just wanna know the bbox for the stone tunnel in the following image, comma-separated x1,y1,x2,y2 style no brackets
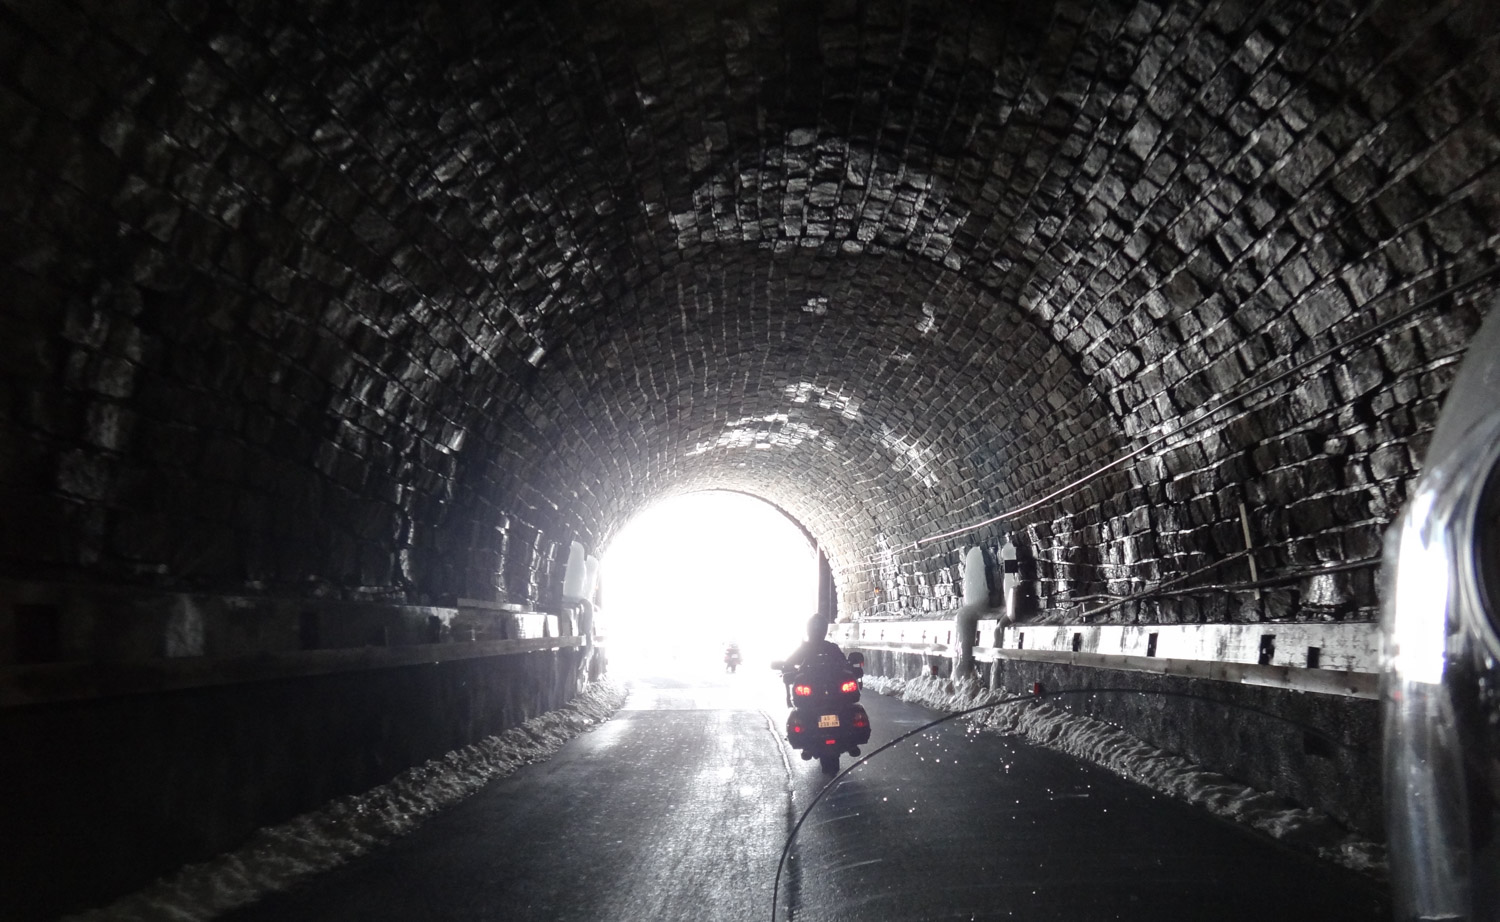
1,0,1498,918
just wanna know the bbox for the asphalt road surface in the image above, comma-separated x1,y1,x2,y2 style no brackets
223,669,1389,922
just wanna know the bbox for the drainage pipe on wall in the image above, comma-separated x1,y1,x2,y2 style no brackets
562,542,602,680
954,545,991,676
989,538,1026,690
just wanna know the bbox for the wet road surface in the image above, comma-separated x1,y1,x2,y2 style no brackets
223,670,1388,921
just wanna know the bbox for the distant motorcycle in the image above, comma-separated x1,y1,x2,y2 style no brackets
724,645,742,673
774,651,872,773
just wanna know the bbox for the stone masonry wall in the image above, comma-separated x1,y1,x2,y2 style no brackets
0,647,583,922
858,647,1382,838
0,0,1497,641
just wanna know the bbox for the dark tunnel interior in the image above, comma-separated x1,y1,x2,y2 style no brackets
1,0,1498,917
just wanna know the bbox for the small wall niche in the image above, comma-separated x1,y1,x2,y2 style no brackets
15,604,63,664
1303,730,1336,759
298,611,320,651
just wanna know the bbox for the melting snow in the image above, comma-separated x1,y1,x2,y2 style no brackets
865,673,1386,877
64,680,628,922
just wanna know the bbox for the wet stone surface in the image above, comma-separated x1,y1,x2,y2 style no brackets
220,672,1386,922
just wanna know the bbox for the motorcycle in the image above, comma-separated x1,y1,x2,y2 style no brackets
773,651,872,774
724,645,742,673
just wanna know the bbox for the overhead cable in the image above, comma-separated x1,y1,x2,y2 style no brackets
837,263,1500,574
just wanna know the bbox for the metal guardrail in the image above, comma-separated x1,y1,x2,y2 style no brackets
832,619,1381,699
984,647,1378,699
0,636,584,708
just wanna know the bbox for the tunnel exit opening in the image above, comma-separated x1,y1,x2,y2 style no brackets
598,491,819,678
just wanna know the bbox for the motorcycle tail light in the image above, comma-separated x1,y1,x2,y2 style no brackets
793,684,812,697
791,723,802,734
853,709,868,729
840,680,858,693
825,739,837,746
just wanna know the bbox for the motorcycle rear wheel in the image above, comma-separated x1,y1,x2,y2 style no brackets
819,754,840,774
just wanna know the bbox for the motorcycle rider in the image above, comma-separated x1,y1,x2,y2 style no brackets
780,615,845,705
784,614,843,670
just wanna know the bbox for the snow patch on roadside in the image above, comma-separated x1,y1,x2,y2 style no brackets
64,680,629,922
865,673,1385,876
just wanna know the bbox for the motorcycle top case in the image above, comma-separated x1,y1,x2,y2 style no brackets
786,658,862,708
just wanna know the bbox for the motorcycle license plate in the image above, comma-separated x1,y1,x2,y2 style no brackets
818,714,840,728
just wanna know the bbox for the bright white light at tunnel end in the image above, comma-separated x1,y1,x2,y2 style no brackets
598,491,819,680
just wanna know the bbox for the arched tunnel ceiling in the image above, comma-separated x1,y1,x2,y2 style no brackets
481,248,1115,560
2,0,1498,611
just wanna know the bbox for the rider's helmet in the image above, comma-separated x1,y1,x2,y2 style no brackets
1384,302,1500,920
806,614,828,642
